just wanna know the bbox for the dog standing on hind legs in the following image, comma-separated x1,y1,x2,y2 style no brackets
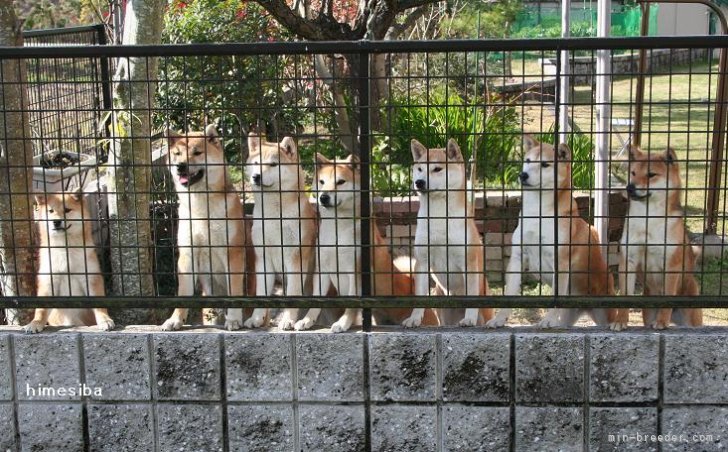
24,190,114,333
246,132,317,329
486,135,616,328
401,138,493,328
611,146,702,330
161,125,249,331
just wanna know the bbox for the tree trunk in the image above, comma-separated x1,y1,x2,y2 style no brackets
0,2,36,325
107,0,162,313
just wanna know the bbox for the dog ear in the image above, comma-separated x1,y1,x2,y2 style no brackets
446,138,463,161
411,139,427,161
279,137,297,158
627,144,642,161
315,152,331,168
557,143,571,161
33,195,42,208
167,129,182,148
247,132,261,154
664,147,677,164
70,187,83,202
205,124,219,143
523,134,539,150
345,154,359,171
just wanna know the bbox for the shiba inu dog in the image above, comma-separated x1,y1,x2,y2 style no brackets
487,135,616,328
24,191,114,333
401,139,493,328
246,132,317,329
293,154,435,332
611,146,702,330
161,125,249,331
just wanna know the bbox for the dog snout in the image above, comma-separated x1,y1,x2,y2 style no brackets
626,183,636,194
319,193,331,206
519,172,529,183
53,220,62,229
176,162,188,175
252,174,261,186
414,179,426,190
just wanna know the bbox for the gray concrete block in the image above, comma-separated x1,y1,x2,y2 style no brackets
442,333,510,402
662,407,727,452
370,334,436,402
443,405,510,452
516,334,584,403
88,404,154,452
228,404,294,452
18,403,83,452
299,404,365,452
0,336,12,401
371,405,437,452
225,334,292,402
664,335,728,403
83,334,151,401
154,334,221,401
590,334,659,403
0,403,16,452
589,408,657,452
515,407,583,452
297,334,364,402
15,334,81,401
157,403,223,452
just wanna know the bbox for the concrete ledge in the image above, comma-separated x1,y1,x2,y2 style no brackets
1,326,726,451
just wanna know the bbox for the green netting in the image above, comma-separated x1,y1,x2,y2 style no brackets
512,3,659,38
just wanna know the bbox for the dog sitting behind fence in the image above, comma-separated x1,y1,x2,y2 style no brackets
161,125,250,331
24,190,115,333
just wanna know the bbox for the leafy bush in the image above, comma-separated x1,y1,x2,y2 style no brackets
538,125,595,190
156,0,297,163
375,87,521,195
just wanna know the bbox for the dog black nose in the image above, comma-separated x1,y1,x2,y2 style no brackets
626,183,636,194
177,162,188,174
319,193,331,205
252,174,261,185
53,220,62,229
519,172,529,182
414,179,426,190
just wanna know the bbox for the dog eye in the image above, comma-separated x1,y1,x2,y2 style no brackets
192,151,202,156
525,158,531,163
417,167,422,172
336,179,346,186
269,162,278,168
64,208,72,214
541,162,550,168
319,179,325,185
48,209,55,214
631,171,636,176
648,172,657,178
432,167,443,173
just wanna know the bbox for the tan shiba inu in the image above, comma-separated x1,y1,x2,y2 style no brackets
24,191,114,333
246,132,317,329
611,146,702,330
161,125,249,331
294,154,436,332
487,135,616,328
401,139,493,328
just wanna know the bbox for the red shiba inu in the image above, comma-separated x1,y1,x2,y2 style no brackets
24,191,114,333
611,146,702,330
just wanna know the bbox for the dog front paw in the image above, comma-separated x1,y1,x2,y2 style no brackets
244,316,265,329
23,321,45,334
96,318,115,331
538,317,561,329
609,321,628,332
485,317,508,329
651,321,669,330
458,317,477,327
294,317,315,331
161,318,183,331
225,319,242,331
330,320,350,333
278,318,295,331
401,316,422,328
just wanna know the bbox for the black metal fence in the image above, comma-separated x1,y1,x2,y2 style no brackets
2,36,728,331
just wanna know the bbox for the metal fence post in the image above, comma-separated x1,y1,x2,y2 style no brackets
358,48,372,331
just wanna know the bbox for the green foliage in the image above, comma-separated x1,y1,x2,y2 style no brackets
538,125,595,190
156,0,296,163
373,87,521,196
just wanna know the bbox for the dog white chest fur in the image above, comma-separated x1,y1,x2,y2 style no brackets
316,214,359,296
514,192,558,282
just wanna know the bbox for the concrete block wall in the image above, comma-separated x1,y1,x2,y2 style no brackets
1,328,726,451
